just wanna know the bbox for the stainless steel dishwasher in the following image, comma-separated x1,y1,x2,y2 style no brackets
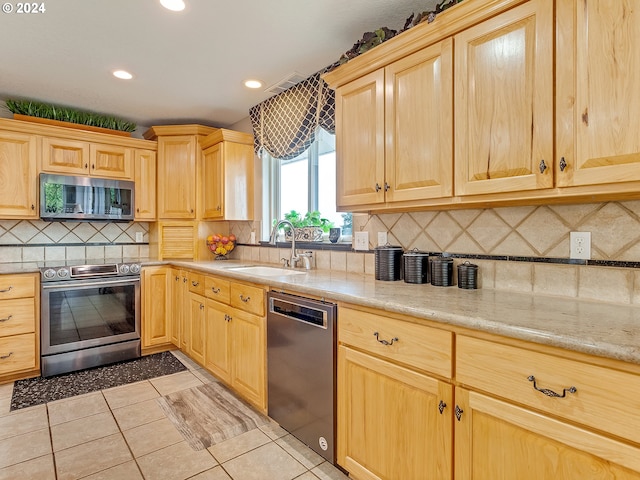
267,290,337,463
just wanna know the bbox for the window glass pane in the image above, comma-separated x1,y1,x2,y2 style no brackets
280,156,308,216
318,150,342,226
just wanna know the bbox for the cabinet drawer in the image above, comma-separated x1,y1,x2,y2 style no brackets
0,275,36,300
230,283,265,317
456,335,640,444
0,333,37,375
0,298,36,337
204,276,230,304
339,307,453,378
188,272,205,295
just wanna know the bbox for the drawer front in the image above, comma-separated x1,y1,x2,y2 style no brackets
339,307,453,378
0,275,36,300
0,298,36,337
204,276,230,304
0,333,37,375
456,335,640,444
230,283,265,317
188,272,205,295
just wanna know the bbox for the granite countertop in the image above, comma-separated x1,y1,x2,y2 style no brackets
4,258,639,366
170,260,640,366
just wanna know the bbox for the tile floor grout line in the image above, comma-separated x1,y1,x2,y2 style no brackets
45,402,60,480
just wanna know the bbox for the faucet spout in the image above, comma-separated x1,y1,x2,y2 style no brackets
270,220,299,267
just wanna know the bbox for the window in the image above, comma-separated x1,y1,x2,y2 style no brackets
262,128,349,241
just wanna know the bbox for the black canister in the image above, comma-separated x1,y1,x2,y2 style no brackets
403,250,430,284
374,245,403,281
430,257,454,286
457,261,479,289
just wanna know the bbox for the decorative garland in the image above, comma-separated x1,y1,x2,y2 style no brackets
334,0,464,67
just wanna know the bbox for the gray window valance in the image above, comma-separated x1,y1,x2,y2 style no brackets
249,71,335,160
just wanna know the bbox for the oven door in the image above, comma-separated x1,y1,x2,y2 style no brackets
41,277,141,356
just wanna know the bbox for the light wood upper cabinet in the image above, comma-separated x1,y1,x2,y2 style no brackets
134,149,156,220
385,39,453,203
335,70,385,208
90,143,133,180
200,129,255,221
556,0,640,188
0,131,37,218
142,266,171,348
454,0,554,196
41,138,134,180
156,135,198,219
41,137,90,175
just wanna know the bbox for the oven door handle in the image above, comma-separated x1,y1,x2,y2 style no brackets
41,278,140,290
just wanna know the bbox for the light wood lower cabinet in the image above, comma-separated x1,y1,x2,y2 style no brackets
188,293,206,365
338,346,452,480
142,267,171,349
169,269,183,347
0,273,39,381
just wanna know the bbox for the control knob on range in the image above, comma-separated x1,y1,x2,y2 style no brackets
56,268,70,279
43,268,56,280
129,264,141,274
119,264,130,274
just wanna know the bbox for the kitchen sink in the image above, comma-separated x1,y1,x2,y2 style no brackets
225,265,306,276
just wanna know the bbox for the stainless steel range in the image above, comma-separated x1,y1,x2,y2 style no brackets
40,261,141,377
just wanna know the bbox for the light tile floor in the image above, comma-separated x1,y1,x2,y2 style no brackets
0,351,349,480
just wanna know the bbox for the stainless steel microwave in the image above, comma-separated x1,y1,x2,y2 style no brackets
40,173,135,221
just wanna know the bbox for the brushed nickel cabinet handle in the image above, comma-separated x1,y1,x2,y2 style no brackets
539,159,548,174
199,303,204,310
31,204,35,210
0,315,13,323
211,287,220,294
384,182,390,192
239,295,250,303
0,352,13,360
455,405,464,421
375,183,382,192
192,281,199,287
0,286,12,293
528,375,577,398
438,400,446,415
373,331,398,346
559,157,567,172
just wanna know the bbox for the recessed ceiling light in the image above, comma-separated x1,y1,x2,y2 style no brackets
244,79,262,89
113,70,133,80
160,0,185,11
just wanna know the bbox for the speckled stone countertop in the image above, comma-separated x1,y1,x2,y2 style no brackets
3,259,639,365
169,260,640,366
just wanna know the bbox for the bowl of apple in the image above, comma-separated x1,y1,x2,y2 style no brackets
206,234,236,259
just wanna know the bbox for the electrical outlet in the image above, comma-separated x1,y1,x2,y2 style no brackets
570,232,591,259
135,232,144,243
354,231,369,251
377,231,388,247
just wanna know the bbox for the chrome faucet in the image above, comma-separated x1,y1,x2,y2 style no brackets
269,220,300,268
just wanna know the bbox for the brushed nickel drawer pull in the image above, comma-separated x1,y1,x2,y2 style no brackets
373,332,398,346
0,315,13,323
240,295,250,303
455,405,464,421
0,352,13,360
211,287,220,294
0,286,13,293
192,281,199,287
528,375,577,398
438,400,446,415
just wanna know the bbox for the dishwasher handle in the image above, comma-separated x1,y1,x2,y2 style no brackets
268,296,331,329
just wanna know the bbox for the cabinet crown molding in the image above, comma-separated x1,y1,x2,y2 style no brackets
200,129,253,149
143,124,218,140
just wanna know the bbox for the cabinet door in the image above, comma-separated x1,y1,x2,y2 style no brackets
454,388,640,479
229,306,266,410
335,70,385,208
41,137,89,174
223,141,254,220
0,131,37,218
202,142,224,219
338,346,452,480
204,300,231,383
157,136,197,219
385,38,453,202
179,272,189,351
142,267,171,347
188,293,206,365
169,269,182,347
556,0,640,187
90,144,133,180
134,149,157,220
454,0,553,196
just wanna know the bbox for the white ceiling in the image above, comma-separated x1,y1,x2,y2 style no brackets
0,0,438,132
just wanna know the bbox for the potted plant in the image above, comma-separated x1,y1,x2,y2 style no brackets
277,210,334,242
